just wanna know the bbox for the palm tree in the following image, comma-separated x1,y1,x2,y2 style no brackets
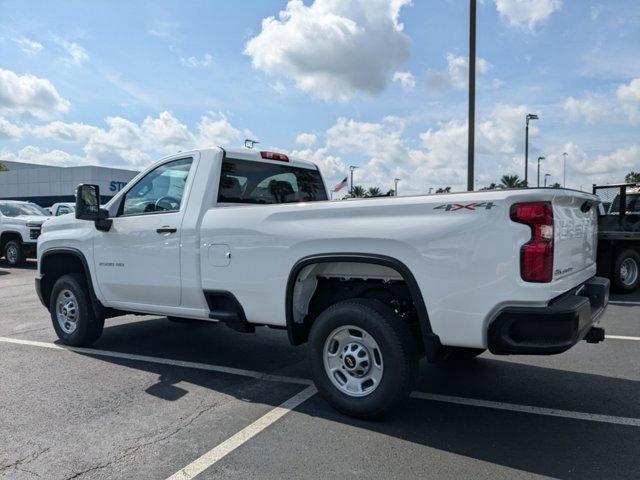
349,185,366,198
625,171,640,183
480,182,498,191
499,174,526,189
435,186,451,193
0,162,8,172
366,186,382,197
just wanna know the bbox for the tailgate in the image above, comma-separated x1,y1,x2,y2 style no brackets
553,194,598,281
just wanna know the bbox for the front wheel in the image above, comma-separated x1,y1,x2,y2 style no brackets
4,240,25,267
49,273,104,346
308,298,418,419
613,249,640,293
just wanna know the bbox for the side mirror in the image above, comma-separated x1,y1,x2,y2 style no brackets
76,184,100,220
75,184,112,231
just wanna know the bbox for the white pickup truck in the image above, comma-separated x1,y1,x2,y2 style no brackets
36,147,609,417
1,200,50,267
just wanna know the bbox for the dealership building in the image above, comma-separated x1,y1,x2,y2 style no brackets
0,160,138,207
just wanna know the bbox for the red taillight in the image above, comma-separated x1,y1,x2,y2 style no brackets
510,202,554,283
260,151,289,162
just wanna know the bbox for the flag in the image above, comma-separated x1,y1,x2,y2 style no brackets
332,176,348,192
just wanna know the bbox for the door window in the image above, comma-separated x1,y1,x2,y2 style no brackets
120,158,193,216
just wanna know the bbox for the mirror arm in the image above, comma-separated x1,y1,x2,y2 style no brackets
95,208,112,232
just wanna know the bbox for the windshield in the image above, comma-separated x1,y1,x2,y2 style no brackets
0,202,50,217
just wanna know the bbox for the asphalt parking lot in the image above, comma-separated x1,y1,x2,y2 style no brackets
1,261,639,480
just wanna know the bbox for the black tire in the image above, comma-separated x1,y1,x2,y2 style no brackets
443,347,485,361
4,240,25,267
49,273,104,346
167,316,197,323
613,249,640,293
308,298,418,419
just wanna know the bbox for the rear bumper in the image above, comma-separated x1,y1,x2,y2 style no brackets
488,276,609,355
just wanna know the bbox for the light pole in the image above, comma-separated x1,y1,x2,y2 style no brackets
544,173,551,187
349,165,358,196
562,152,567,187
394,178,400,196
537,156,545,187
525,113,539,186
428,187,433,194
467,0,477,192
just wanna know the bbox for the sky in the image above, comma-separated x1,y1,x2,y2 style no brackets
0,0,638,194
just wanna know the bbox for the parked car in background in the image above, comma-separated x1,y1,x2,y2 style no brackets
0,200,50,267
36,147,608,418
593,183,640,292
47,202,76,216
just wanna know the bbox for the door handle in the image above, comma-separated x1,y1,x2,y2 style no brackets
156,226,177,234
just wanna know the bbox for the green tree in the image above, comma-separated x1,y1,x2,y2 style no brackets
366,186,382,197
625,171,640,183
480,182,499,191
435,186,451,193
386,189,395,196
500,174,526,189
344,185,367,198
550,182,562,188
0,162,8,172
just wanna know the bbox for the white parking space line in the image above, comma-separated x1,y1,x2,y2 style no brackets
606,335,640,341
0,336,312,386
411,392,640,427
166,385,317,480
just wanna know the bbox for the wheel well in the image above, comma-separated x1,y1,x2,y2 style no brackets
40,253,86,309
1,232,22,251
286,256,443,361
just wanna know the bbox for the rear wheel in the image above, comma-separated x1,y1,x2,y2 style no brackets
613,249,640,293
50,273,104,346
4,240,25,267
308,298,418,419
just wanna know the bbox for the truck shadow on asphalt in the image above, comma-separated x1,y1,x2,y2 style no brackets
68,316,640,480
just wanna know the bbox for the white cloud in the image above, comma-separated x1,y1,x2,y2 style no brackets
244,0,411,101
563,95,607,123
54,37,89,65
141,111,194,151
179,53,213,68
12,37,43,55
291,147,345,178
197,112,249,146
295,132,317,147
0,68,70,119
0,117,22,139
541,142,640,188
29,121,99,143
426,53,490,90
0,145,87,167
617,77,640,124
493,0,563,31
393,71,415,90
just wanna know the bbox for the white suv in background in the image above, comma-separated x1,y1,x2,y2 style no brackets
48,202,76,216
0,200,50,267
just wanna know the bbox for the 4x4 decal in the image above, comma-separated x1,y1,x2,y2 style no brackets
433,202,496,211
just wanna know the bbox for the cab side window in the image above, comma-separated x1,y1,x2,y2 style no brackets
120,158,193,216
